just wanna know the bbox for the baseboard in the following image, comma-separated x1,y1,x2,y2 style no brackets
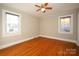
39,35,76,43
0,35,77,49
0,35,39,49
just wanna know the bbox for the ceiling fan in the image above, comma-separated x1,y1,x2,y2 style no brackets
35,3,52,13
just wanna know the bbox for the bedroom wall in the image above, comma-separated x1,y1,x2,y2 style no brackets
40,9,78,42
0,5,2,40
77,9,79,46
0,5,40,48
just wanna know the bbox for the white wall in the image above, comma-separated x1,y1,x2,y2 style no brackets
0,5,40,48
77,10,79,46
40,9,77,42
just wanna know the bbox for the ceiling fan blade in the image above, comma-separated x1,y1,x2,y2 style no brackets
35,5,40,7
36,9,41,11
46,7,52,9
44,3,48,6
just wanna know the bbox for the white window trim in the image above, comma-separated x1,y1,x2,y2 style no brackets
2,9,21,37
58,14,73,34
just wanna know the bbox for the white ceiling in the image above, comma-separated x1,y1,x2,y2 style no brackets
1,3,79,17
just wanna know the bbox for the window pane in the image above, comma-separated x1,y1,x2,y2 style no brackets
60,16,71,32
6,13,19,34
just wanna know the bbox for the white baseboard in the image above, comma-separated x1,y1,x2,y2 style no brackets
39,35,76,43
0,35,77,49
0,35,39,49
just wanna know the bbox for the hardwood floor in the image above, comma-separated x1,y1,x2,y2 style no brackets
0,37,78,56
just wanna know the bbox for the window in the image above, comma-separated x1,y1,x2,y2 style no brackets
2,10,21,36
58,14,73,33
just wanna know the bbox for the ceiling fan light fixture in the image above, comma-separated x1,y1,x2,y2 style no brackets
41,8,46,12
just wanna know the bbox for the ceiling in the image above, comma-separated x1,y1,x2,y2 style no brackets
1,3,79,17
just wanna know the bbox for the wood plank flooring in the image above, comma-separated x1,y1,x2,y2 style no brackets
0,37,78,56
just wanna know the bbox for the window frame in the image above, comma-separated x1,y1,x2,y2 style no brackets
58,14,73,34
2,9,21,37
